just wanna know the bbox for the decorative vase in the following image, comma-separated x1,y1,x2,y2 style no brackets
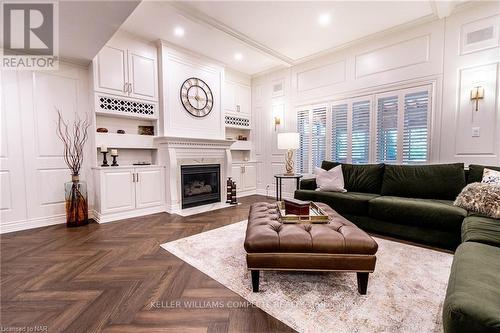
64,175,89,227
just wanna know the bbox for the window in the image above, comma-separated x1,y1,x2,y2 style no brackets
376,87,430,164
331,104,348,163
351,100,371,164
296,84,431,173
403,91,429,163
376,95,399,163
312,107,327,168
297,109,310,174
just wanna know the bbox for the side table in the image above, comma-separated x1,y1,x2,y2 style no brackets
274,174,303,201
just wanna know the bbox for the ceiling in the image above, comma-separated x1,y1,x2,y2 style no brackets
120,1,456,76
59,1,140,65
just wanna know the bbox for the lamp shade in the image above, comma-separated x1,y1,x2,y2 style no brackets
277,132,300,150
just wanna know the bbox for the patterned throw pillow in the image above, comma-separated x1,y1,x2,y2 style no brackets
482,168,500,185
454,182,500,219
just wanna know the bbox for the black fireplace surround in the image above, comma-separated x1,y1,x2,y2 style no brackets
181,164,221,209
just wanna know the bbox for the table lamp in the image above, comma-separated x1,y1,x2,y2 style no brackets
277,132,300,175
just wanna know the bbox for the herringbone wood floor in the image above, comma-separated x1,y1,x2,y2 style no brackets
0,195,295,333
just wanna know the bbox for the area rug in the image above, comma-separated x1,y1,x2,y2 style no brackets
161,220,453,333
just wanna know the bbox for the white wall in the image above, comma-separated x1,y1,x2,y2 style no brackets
0,62,93,233
252,2,500,196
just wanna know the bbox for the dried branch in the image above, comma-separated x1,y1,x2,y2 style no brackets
56,109,91,176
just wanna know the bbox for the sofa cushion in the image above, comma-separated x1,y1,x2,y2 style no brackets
300,178,317,190
369,196,467,231
462,216,500,247
381,163,466,200
468,164,500,184
294,190,379,216
321,161,385,194
443,242,500,333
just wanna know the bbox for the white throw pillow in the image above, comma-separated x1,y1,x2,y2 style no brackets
315,165,346,192
482,168,500,185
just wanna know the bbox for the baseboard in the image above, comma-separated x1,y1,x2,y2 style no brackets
0,210,96,234
93,206,167,224
256,189,294,200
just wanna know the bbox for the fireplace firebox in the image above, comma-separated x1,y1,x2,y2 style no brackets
181,164,221,209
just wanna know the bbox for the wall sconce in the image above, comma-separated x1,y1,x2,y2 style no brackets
272,103,285,132
274,116,281,131
470,86,484,111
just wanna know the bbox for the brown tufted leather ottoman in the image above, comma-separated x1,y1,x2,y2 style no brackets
244,202,378,294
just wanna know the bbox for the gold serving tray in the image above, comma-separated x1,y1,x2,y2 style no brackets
276,201,330,224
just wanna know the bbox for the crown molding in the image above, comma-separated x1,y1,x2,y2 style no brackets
167,2,294,66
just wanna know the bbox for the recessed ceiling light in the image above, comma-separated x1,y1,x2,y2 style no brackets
234,53,243,61
318,13,331,26
174,26,185,37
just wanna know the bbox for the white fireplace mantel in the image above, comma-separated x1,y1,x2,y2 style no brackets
155,136,234,214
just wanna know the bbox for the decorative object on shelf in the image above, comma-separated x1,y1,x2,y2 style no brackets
100,145,109,167
133,162,151,166
117,129,125,134
138,125,154,136
56,109,90,228
470,86,484,111
230,180,237,204
226,177,233,203
111,149,119,166
96,127,108,133
277,132,300,175
180,77,214,118
237,135,248,141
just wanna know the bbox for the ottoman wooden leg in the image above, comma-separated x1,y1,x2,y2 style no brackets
357,272,369,295
251,270,260,292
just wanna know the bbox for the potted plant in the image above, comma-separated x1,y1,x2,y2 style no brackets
56,110,91,227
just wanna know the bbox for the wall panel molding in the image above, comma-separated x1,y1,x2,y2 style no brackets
355,35,430,78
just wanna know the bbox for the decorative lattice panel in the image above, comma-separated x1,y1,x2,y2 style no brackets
98,96,155,117
225,115,250,127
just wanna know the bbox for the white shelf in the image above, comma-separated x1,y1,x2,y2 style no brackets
230,140,252,151
225,124,252,130
96,133,156,149
95,110,158,121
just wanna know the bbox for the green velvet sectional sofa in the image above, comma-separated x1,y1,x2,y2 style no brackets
294,161,500,333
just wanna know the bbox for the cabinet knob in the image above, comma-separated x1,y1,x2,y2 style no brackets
236,105,240,112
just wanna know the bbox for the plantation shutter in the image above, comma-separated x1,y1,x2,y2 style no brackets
403,90,429,163
297,109,310,173
351,100,371,164
331,104,348,163
311,106,327,168
376,95,399,163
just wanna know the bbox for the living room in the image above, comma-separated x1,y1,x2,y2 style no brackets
1,1,499,332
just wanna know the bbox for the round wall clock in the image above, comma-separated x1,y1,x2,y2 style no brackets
180,77,214,118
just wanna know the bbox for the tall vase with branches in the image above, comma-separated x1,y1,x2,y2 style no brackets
56,110,91,227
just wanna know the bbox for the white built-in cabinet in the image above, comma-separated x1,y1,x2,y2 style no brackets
94,166,166,223
231,162,257,195
224,81,251,116
94,42,158,102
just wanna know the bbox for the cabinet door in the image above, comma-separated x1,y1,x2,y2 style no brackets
224,81,237,113
231,165,242,191
128,52,157,101
95,45,128,96
237,85,251,115
101,169,135,214
242,164,257,191
135,168,165,208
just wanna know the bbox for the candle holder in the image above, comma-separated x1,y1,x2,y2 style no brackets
111,154,119,166
101,152,109,167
